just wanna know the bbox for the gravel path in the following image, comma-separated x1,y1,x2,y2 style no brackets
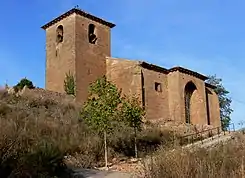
72,168,135,178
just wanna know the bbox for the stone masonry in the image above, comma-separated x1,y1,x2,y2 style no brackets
41,7,221,128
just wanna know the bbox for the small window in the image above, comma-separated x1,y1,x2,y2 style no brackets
56,25,64,43
88,24,97,44
155,82,162,92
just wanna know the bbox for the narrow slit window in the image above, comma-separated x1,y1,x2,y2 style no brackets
155,82,162,92
88,24,97,44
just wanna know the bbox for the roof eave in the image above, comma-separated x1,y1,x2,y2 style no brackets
205,82,217,89
139,61,169,74
41,8,116,30
169,67,208,81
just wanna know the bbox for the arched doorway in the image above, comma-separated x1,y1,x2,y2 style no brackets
184,81,197,124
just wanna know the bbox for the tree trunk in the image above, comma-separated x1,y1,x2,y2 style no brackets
104,131,108,168
134,127,138,158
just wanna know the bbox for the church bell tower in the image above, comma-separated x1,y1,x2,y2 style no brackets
41,7,115,103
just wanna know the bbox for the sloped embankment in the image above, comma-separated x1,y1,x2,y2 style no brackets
0,89,107,177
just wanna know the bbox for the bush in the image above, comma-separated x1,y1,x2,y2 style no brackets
0,103,12,116
109,123,176,157
13,78,35,92
3,141,67,177
0,93,105,177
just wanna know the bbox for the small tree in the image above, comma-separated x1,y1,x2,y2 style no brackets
64,71,75,96
121,95,145,158
14,78,35,92
206,75,233,130
81,76,121,167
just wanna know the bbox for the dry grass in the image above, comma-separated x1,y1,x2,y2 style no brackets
0,89,177,177
108,123,176,158
0,90,104,177
144,134,245,178
4,88,244,178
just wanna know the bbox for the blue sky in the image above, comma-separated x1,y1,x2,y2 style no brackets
0,0,245,128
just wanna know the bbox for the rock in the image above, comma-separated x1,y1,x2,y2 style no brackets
112,158,117,163
7,87,15,94
129,158,138,163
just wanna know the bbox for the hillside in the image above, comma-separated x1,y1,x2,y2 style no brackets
0,86,241,178
0,87,177,177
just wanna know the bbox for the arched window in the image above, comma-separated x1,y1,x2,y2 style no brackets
88,24,97,44
184,81,197,124
56,25,64,43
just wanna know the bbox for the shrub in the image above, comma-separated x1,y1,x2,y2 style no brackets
64,71,75,96
109,124,176,157
0,91,8,101
120,95,145,158
0,103,12,117
0,93,106,177
13,78,35,93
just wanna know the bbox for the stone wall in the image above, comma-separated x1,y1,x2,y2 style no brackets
141,68,170,121
75,14,111,104
178,72,208,125
44,13,112,105
106,57,142,100
206,86,221,127
45,14,76,93
106,58,221,129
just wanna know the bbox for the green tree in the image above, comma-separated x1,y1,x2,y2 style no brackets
206,75,233,130
64,71,75,96
121,95,145,158
14,78,35,92
81,76,122,167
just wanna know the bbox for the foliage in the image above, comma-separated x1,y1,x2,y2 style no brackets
82,76,122,132
81,76,122,167
13,78,35,92
121,95,145,130
206,75,233,130
120,95,145,157
64,71,76,96
108,124,175,157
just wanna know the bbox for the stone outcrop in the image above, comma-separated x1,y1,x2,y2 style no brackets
6,86,76,104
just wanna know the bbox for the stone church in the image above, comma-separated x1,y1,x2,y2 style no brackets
41,7,221,128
